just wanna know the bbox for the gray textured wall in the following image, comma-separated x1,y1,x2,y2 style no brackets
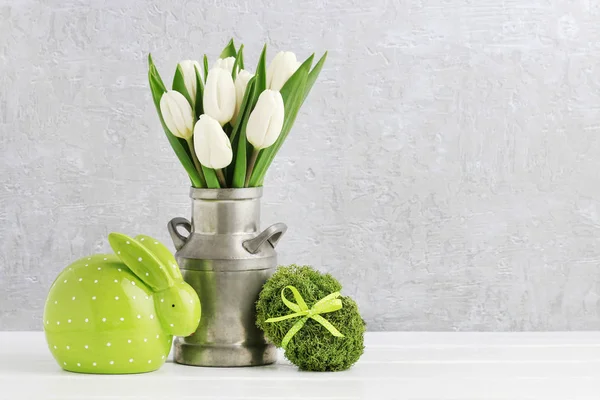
2,0,600,331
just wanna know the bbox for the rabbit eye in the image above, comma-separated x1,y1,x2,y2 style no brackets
172,304,175,308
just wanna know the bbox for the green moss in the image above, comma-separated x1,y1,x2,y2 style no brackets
256,265,365,372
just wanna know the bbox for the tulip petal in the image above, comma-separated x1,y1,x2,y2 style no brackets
203,68,236,125
194,115,233,170
246,90,284,150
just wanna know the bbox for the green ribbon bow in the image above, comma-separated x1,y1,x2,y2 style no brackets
265,285,345,349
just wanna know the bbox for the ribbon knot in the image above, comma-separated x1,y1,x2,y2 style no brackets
265,285,345,349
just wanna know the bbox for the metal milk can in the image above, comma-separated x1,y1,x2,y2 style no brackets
168,187,286,367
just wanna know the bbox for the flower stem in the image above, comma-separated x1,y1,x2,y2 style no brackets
186,138,207,187
216,169,227,188
245,148,259,188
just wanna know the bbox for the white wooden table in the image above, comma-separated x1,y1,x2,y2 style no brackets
1,331,599,399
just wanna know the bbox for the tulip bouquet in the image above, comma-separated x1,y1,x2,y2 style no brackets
148,39,326,188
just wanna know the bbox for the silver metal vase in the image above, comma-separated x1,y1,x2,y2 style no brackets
168,187,286,367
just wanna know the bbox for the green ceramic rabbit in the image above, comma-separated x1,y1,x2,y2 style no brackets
43,233,201,374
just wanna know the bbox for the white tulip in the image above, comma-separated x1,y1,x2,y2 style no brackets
159,90,195,139
232,69,254,124
267,51,301,91
203,68,236,126
246,90,285,150
193,115,233,170
213,56,236,74
178,60,202,105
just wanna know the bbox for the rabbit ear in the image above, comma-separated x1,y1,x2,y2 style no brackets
108,233,174,292
134,234,183,281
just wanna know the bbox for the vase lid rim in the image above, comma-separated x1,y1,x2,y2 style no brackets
189,187,263,200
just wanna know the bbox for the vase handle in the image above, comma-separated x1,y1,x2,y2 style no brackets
243,223,287,254
168,217,192,251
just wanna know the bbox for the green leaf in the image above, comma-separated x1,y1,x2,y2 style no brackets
202,166,221,189
231,44,244,80
220,38,237,59
148,67,205,188
255,44,267,96
231,78,257,188
194,64,204,118
172,64,193,106
248,55,313,187
303,51,327,104
148,54,166,90
203,54,209,82
238,46,245,70
230,76,256,145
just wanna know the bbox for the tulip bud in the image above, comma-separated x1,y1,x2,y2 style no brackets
159,90,195,139
232,69,254,124
178,60,202,105
203,68,236,126
212,57,236,74
267,51,301,91
246,90,285,150
193,114,233,169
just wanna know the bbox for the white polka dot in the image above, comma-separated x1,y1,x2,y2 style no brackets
54,300,58,304
127,339,132,343
53,345,57,349
132,282,136,286
92,362,96,366
98,267,102,271
46,320,49,324
114,279,118,283
145,296,149,300
189,300,193,304
137,315,141,319
156,334,159,339
63,362,67,366
85,318,89,323
78,278,82,282
67,319,72,323
109,360,114,365
147,360,152,364
172,264,177,269
84,345,88,349
88,257,91,260
140,238,145,241
161,355,165,359
154,241,158,244
150,314,154,319
106,342,111,347
118,268,122,272
170,323,174,327
56,321,60,325
126,241,130,244
66,346,70,350
85,264,88,267
63,280,67,283
117,251,121,254
132,295,136,299
160,299,164,303
77,363,81,367
145,273,149,276
143,338,147,342
115,296,119,300
120,317,124,321
103,257,107,261
129,358,134,363
138,257,143,262
94,280,98,284
92,296,96,300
